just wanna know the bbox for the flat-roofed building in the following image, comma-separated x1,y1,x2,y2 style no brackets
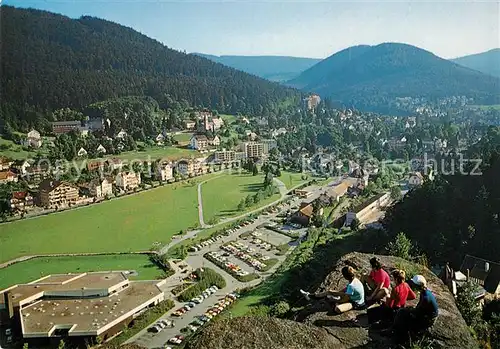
243,142,264,159
51,121,82,135
0,272,165,343
214,150,236,163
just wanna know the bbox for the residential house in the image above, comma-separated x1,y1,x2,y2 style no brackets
408,172,424,186
303,94,321,111
243,142,264,159
271,128,287,138
326,181,352,202
291,202,314,226
80,178,113,198
209,135,221,147
115,172,141,191
38,180,79,208
211,117,224,131
190,134,209,150
24,165,50,184
157,161,174,182
241,117,250,124
184,120,196,130
116,129,128,140
245,131,258,141
96,144,107,154
214,150,236,163
12,160,31,175
51,121,82,135
106,158,124,171
9,191,34,212
0,156,13,171
22,129,42,148
455,255,500,297
176,159,194,177
0,170,18,184
77,147,88,157
87,160,104,172
155,133,165,145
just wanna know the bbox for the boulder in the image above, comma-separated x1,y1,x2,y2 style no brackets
296,252,478,349
184,316,343,349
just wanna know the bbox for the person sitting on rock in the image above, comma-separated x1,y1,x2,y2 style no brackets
367,269,416,326
300,266,365,313
390,275,439,341
361,257,391,304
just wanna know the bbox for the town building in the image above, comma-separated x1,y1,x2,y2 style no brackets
157,161,174,182
77,147,88,157
209,135,221,147
51,121,82,135
261,139,277,154
408,172,424,186
106,158,124,171
22,129,42,148
38,180,79,208
190,134,209,150
24,165,51,184
115,172,141,191
243,142,264,159
345,192,391,227
459,255,500,296
184,120,196,130
303,94,321,111
9,191,34,212
0,156,14,171
214,150,236,163
12,160,31,176
80,178,113,198
88,117,105,131
271,128,287,138
155,133,165,145
115,129,128,140
291,202,314,226
0,170,18,184
0,272,165,344
96,144,107,154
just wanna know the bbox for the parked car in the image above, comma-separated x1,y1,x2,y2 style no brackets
148,325,162,333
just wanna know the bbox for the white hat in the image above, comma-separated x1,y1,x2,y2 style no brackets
411,275,427,287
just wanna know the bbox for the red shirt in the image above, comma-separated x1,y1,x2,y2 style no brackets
370,268,390,289
386,282,416,309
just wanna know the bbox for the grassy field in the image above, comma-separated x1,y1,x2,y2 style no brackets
280,171,309,189
0,179,204,263
172,132,193,145
0,137,40,160
219,114,237,124
201,173,280,223
0,254,164,290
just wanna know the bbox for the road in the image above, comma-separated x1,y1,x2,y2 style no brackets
127,205,304,349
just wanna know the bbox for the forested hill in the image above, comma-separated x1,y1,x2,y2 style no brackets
451,48,500,78
288,43,500,110
193,53,321,82
0,6,300,130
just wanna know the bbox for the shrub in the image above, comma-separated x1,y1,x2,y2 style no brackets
177,268,226,302
386,232,413,260
270,301,290,317
456,281,482,326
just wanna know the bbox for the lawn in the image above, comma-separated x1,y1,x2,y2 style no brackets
280,171,309,189
469,104,500,111
0,180,202,263
201,172,280,223
172,132,193,145
0,137,40,160
0,254,164,290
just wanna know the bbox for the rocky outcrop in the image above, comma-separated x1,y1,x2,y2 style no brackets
296,252,478,349
186,252,478,349
184,316,343,349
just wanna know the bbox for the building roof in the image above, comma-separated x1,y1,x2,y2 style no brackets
0,170,17,180
192,134,208,142
410,172,424,180
326,182,351,198
38,180,77,192
51,121,81,126
298,203,314,218
351,192,389,214
0,272,163,338
12,191,30,200
460,255,500,293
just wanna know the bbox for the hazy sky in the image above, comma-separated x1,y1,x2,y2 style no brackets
3,0,499,59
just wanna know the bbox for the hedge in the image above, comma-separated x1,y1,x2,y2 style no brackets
177,268,226,302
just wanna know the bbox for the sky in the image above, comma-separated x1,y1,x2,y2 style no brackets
3,0,499,59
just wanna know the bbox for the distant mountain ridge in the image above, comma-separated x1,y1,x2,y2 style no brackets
452,48,500,78
193,53,321,82
288,43,500,110
0,6,300,130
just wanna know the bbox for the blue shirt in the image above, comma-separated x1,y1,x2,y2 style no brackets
345,278,365,306
416,289,439,319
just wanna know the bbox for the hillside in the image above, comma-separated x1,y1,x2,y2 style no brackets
186,252,477,349
288,43,500,110
452,48,500,78
193,53,321,82
0,6,300,130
